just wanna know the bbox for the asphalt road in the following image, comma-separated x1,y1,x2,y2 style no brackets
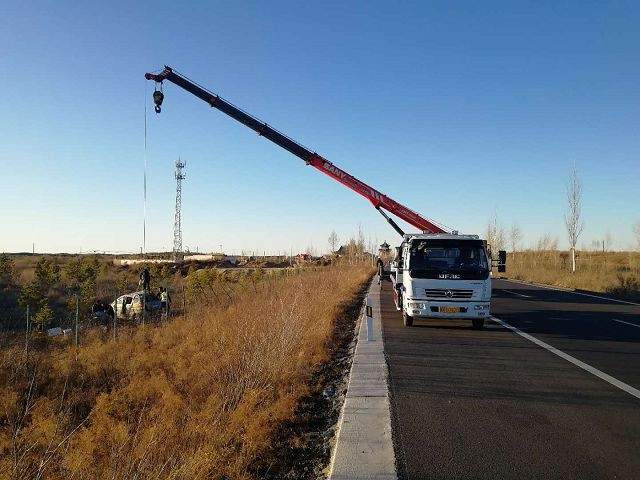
381,278,640,480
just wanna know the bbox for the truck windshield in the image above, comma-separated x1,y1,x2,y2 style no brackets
409,239,489,279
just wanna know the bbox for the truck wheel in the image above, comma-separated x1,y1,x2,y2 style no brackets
403,312,414,327
472,318,485,330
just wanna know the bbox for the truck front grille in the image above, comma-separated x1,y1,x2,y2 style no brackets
424,289,473,299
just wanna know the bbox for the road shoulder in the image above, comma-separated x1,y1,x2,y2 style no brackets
329,279,397,480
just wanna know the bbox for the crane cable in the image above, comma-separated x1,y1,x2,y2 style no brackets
143,81,148,257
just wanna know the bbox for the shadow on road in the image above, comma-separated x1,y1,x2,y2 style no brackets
407,322,508,332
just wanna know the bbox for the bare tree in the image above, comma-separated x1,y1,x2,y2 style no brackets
328,230,339,253
604,231,614,252
634,221,640,251
509,223,522,260
536,233,559,251
305,243,316,256
564,164,584,272
356,224,366,253
486,211,506,255
533,233,558,266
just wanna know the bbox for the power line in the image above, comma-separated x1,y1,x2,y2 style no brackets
143,81,148,256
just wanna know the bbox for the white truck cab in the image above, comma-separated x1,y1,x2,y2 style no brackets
390,233,501,329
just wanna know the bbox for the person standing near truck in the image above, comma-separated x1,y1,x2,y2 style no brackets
377,241,391,284
376,257,385,284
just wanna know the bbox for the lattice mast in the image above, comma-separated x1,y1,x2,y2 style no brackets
173,159,186,262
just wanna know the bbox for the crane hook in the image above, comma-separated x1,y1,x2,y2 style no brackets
152,84,164,113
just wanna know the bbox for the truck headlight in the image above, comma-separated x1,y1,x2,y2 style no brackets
408,302,426,309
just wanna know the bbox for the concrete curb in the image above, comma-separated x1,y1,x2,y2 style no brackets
329,279,397,480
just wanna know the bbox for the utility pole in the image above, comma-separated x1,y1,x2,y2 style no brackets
173,159,186,263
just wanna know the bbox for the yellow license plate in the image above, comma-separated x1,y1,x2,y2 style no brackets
440,306,461,313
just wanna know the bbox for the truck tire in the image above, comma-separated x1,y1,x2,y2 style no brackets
472,318,485,330
403,312,414,327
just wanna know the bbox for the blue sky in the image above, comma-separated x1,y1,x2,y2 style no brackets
2,1,638,254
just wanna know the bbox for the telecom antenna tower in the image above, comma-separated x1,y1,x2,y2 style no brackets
173,159,186,262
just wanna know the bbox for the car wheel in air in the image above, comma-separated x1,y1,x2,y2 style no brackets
472,318,485,330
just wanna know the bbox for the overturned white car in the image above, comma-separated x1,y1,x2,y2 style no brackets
110,291,163,322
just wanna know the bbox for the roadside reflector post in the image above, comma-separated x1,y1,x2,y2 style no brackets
366,296,374,341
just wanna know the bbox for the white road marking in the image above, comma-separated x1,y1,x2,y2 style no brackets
491,316,640,401
613,319,640,329
501,289,532,299
502,279,640,306
566,291,640,306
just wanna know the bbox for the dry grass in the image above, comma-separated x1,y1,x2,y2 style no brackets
9,254,85,284
0,265,372,480
503,250,640,300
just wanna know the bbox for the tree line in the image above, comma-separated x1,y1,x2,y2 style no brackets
486,164,640,273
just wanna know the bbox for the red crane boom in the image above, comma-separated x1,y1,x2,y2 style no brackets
145,66,447,236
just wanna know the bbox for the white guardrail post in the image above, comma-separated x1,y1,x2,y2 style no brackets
366,295,374,341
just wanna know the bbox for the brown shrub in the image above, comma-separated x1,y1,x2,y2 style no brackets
0,265,371,479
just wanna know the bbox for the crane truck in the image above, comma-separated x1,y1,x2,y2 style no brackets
144,66,506,329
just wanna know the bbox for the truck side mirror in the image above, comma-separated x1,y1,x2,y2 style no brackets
498,250,507,273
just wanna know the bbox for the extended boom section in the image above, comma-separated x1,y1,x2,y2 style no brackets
145,66,446,235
